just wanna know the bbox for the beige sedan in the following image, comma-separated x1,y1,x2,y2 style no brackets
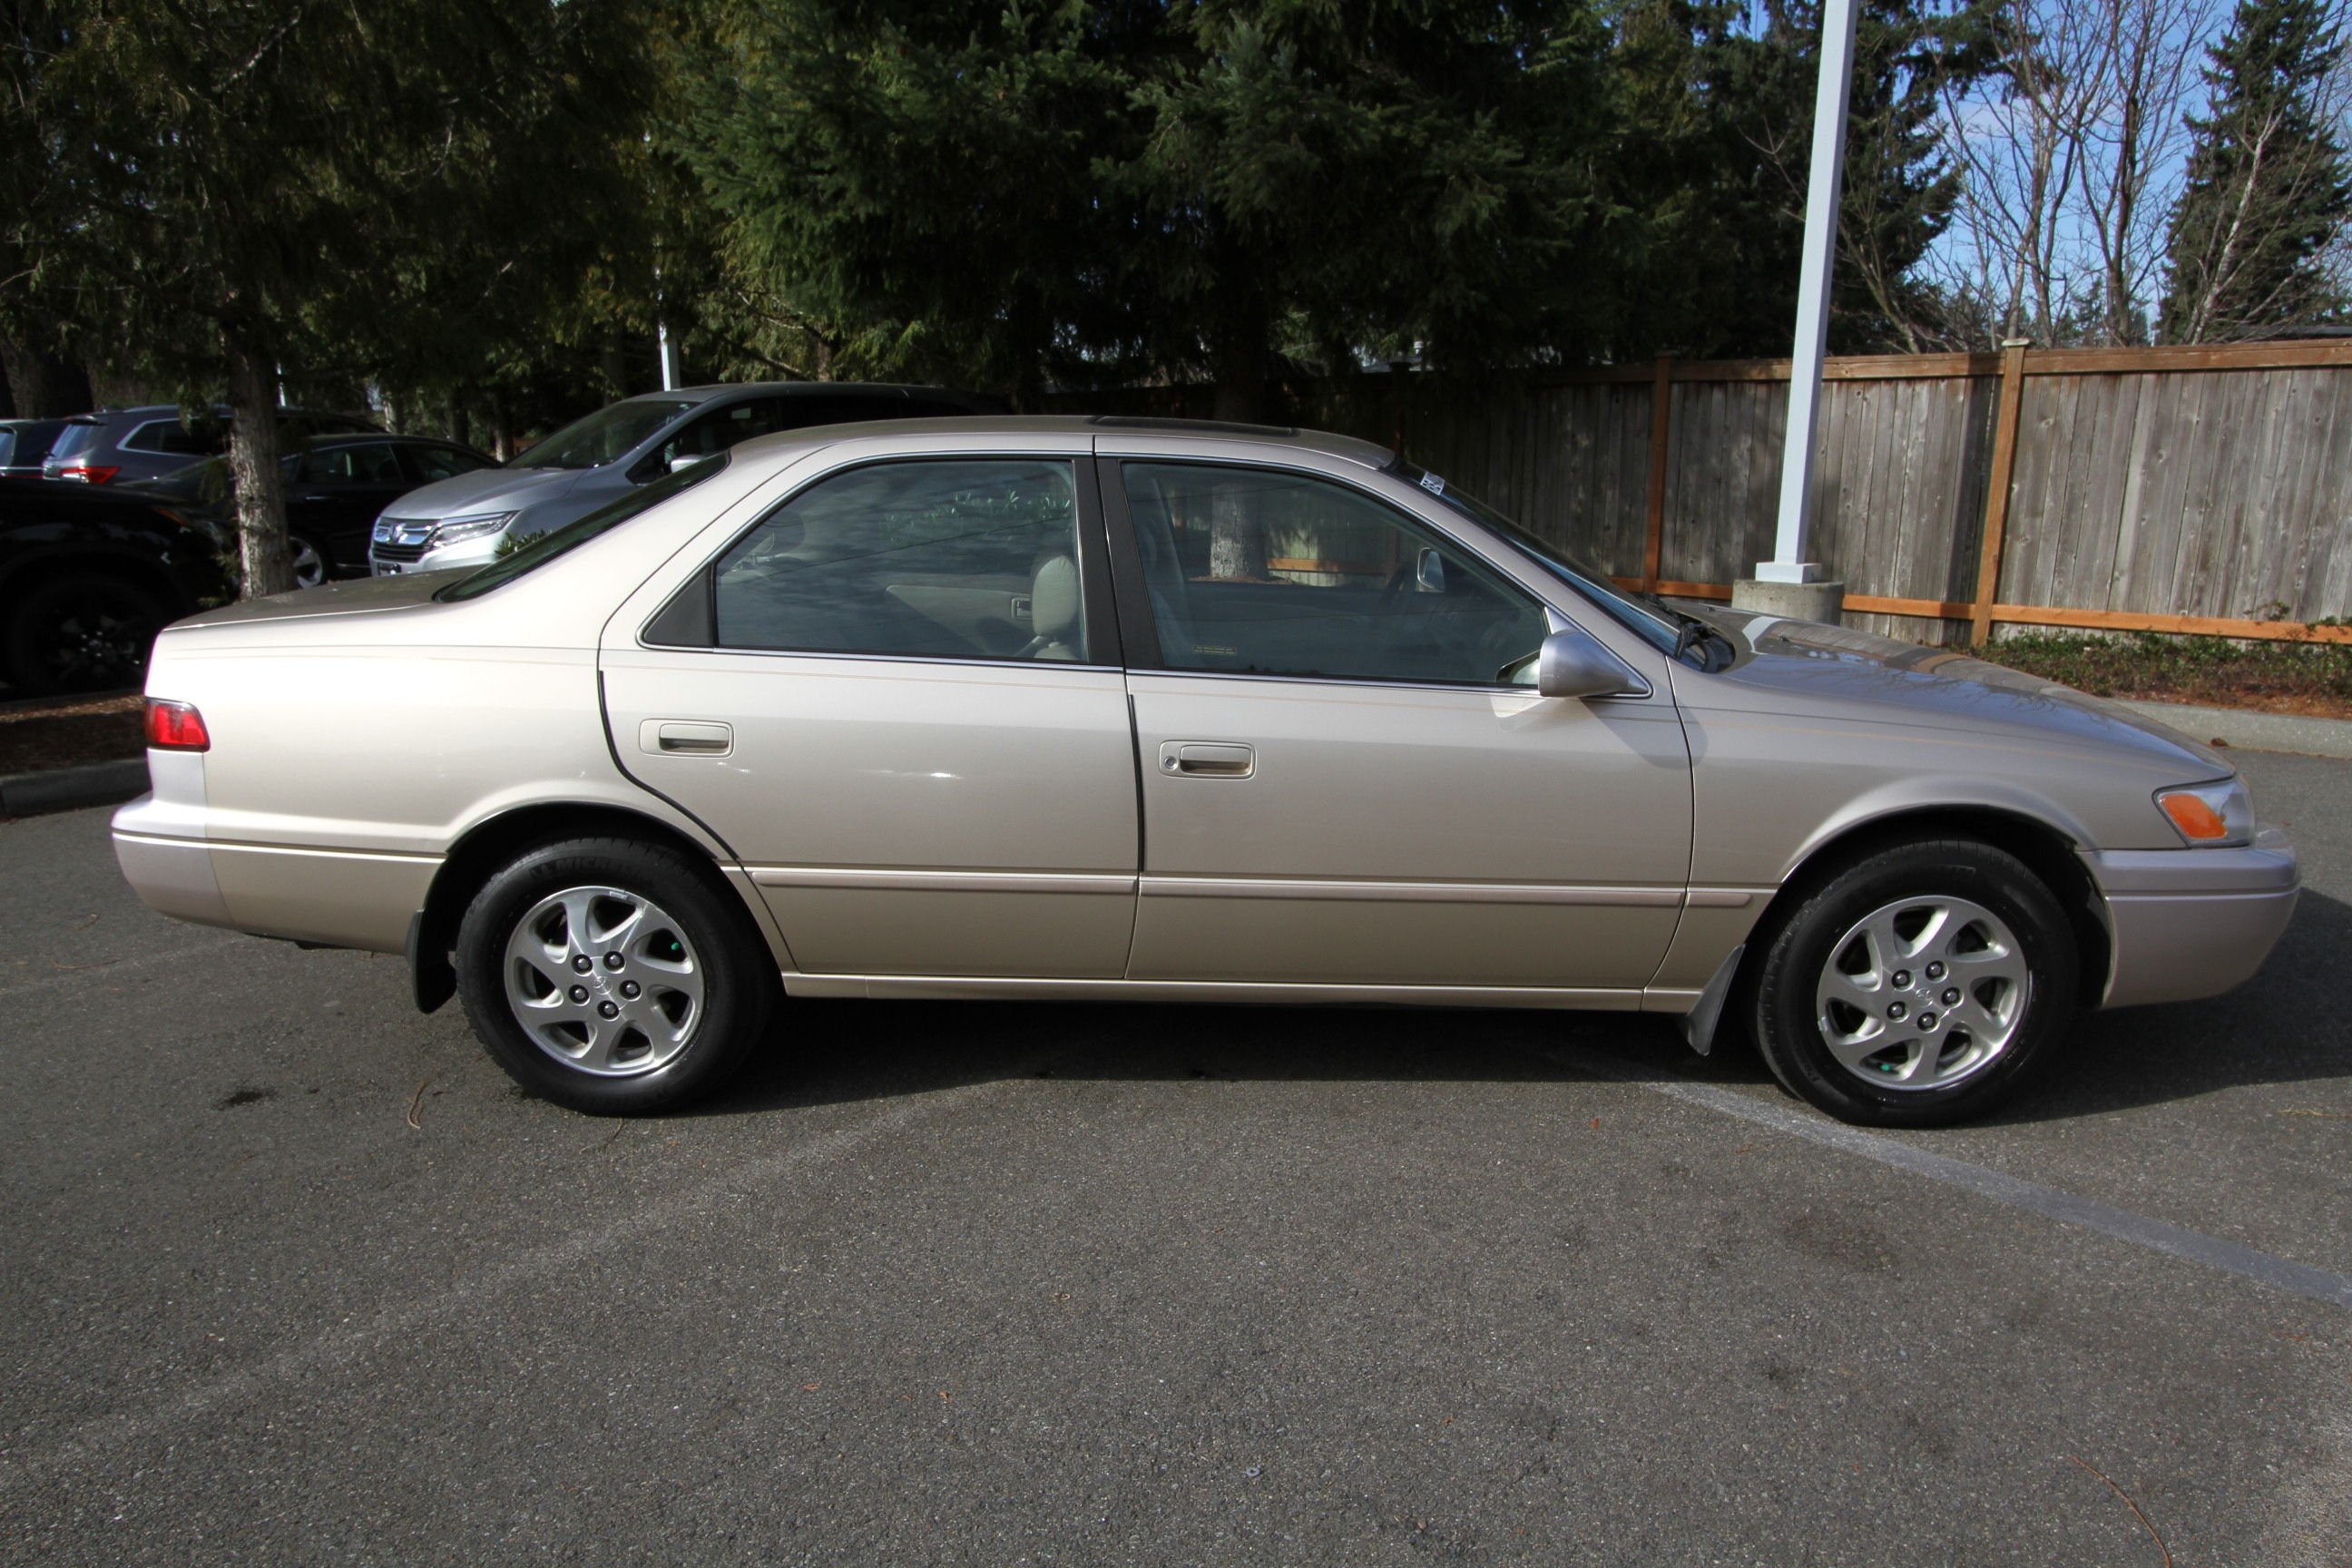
113,417,2299,1123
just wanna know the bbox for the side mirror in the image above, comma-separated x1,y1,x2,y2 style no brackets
668,451,715,475
1537,626,1643,700
1414,547,1446,593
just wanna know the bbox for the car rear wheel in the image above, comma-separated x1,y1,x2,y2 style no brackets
4,570,169,694
455,838,777,1114
1747,839,2077,1126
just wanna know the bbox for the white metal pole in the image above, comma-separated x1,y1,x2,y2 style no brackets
1759,0,1858,585
657,321,684,391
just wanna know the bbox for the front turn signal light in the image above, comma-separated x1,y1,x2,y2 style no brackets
2155,779,2251,847
144,699,211,751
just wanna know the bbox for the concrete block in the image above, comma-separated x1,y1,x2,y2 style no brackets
1731,578,1847,623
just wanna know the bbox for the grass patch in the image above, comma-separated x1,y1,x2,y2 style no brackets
1969,632,2352,720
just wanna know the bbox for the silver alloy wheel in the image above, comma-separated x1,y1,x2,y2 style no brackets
502,885,706,1076
1814,895,2032,1092
289,536,327,589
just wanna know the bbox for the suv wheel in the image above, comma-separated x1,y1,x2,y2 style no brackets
5,571,168,694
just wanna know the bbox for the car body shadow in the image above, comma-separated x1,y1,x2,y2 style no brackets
1985,887,2352,1123
691,891,2347,1126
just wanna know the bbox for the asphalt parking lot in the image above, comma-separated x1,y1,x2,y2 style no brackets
4,751,2348,1567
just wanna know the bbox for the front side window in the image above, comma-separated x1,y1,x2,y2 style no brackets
653,398,794,471
407,445,490,482
509,398,696,471
296,442,401,485
1120,463,1546,686
124,420,220,456
714,459,1086,663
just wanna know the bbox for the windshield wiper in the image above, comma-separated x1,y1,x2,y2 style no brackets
1670,611,1734,671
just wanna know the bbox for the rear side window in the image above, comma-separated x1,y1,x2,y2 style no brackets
712,459,1086,663
122,420,220,456
775,396,917,429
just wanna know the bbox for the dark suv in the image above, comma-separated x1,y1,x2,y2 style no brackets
146,433,495,586
43,405,377,486
0,418,72,480
0,479,230,693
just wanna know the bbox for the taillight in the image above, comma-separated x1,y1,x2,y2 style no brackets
144,699,211,751
59,464,122,484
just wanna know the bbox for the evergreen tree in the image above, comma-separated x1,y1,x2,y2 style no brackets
671,0,1623,418
2,1,657,593
2160,0,2352,342
1612,0,1999,358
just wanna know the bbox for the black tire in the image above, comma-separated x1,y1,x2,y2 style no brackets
4,570,169,694
456,837,777,1114
1747,838,2078,1127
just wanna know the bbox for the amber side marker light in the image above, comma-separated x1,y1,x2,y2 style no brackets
2158,790,2230,841
144,699,210,752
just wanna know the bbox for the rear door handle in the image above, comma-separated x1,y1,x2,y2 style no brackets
1158,741,1254,779
640,720,733,757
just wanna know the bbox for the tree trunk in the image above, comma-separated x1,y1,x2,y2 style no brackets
0,338,95,418
1209,261,1270,425
226,344,293,599
1205,478,1266,582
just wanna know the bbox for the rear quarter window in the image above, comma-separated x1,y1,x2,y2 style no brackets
46,423,101,461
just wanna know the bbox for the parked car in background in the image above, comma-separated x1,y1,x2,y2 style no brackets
0,418,72,480
43,405,377,487
115,417,2297,1127
368,382,991,577
149,434,494,586
0,478,227,692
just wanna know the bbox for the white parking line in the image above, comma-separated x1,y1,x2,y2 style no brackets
1609,1064,2352,1311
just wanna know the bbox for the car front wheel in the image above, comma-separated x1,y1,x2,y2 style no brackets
289,534,328,589
1747,838,2078,1126
455,838,777,1114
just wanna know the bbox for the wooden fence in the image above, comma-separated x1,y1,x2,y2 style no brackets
1058,338,2352,646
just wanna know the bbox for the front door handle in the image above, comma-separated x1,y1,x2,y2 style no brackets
640,720,734,758
1158,740,1254,779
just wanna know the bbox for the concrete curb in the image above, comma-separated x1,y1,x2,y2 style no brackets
2116,700,2352,761
0,758,147,818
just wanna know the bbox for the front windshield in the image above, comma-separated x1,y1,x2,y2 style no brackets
1388,460,1683,656
437,452,730,602
508,397,696,471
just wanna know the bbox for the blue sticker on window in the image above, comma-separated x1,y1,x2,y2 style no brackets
1418,471,1446,496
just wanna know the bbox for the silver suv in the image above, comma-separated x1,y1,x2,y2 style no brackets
368,382,985,576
